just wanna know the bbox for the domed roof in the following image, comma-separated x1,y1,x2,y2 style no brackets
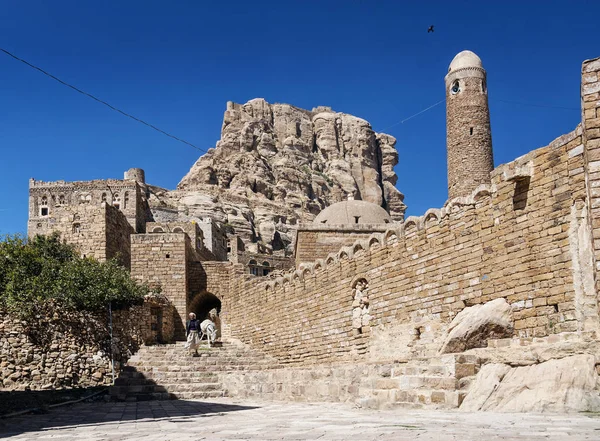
314,198,392,225
449,50,483,72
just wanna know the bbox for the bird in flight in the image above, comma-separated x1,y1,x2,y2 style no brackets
428,25,434,33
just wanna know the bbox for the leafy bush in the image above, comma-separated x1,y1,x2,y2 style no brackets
0,233,147,319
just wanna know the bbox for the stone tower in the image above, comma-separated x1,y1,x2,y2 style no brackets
445,50,494,199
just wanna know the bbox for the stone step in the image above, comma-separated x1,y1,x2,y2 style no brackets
129,353,273,361
117,369,218,379
137,372,219,381
128,357,274,364
375,376,457,391
391,364,453,377
154,383,223,393
111,392,172,402
169,390,226,400
127,363,271,372
114,375,221,386
372,388,461,408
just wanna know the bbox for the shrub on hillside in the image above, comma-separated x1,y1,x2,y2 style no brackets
0,233,147,319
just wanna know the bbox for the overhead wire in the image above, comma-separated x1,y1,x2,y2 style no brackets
0,47,207,153
378,97,579,134
1,47,581,145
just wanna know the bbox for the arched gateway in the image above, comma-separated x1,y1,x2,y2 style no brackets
187,291,222,342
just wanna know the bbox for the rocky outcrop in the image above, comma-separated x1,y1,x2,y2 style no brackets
460,355,600,412
440,298,513,354
149,99,405,254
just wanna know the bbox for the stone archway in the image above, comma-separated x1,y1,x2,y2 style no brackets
188,291,223,340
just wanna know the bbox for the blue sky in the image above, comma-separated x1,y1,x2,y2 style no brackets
0,0,597,235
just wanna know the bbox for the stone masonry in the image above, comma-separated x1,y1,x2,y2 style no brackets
445,51,494,199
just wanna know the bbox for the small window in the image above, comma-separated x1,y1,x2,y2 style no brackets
166,254,170,259
41,196,48,206
482,79,487,93
354,216,360,224
101,193,107,202
172,227,184,233
451,80,460,95
72,223,81,233
470,127,473,136
58,195,65,205
152,227,164,233
40,207,49,216
123,192,129,209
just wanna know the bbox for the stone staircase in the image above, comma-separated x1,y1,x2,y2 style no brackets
110,341,281,401
364,354,480,409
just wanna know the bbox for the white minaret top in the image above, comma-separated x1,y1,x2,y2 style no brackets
448,50,483,72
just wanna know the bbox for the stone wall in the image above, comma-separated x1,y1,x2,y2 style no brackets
130,233,189,338
28,177,145,236
105,204,134,268
217,125,596,365
582,57,600,314
295,225,390,265
27,202,133,266
445,60,493,199
0,299,174,391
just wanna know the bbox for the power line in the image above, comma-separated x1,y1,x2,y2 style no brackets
379,99,445,132
378,96,579,134
0,47,207,153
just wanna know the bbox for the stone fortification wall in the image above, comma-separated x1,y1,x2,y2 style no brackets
295,225,390,266
0,298,175,391
222,126,595,365
581,57,600,309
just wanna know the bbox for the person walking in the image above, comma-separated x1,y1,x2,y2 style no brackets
185,312,201,356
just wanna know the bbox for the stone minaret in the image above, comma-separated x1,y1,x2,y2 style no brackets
445,50,493,199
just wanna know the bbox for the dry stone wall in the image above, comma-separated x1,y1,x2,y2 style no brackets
220,126,594,365
0,298,174,391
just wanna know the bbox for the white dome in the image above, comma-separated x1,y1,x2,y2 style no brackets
449,50,483,72
314,200,392,225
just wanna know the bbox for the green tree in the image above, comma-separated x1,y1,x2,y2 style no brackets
0,233,147,319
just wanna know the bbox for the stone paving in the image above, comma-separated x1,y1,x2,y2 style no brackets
1,398,600,440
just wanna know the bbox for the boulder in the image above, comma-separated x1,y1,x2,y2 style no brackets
440,298,513,354
460,354,600,412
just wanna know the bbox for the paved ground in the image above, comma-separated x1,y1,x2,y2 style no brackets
1,398,600,440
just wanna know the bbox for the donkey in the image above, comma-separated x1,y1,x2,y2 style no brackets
200,318,218,347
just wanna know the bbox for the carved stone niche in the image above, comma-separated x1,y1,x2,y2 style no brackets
351,277,370,335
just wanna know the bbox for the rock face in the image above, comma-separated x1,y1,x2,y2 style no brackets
440,298,513,354
149,99,406,254
460,355,600,412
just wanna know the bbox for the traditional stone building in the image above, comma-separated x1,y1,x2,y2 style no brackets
22,51,600,412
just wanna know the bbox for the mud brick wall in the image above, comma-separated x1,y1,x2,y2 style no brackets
131,234,189,338
295,226,389,265
220,126,598,365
